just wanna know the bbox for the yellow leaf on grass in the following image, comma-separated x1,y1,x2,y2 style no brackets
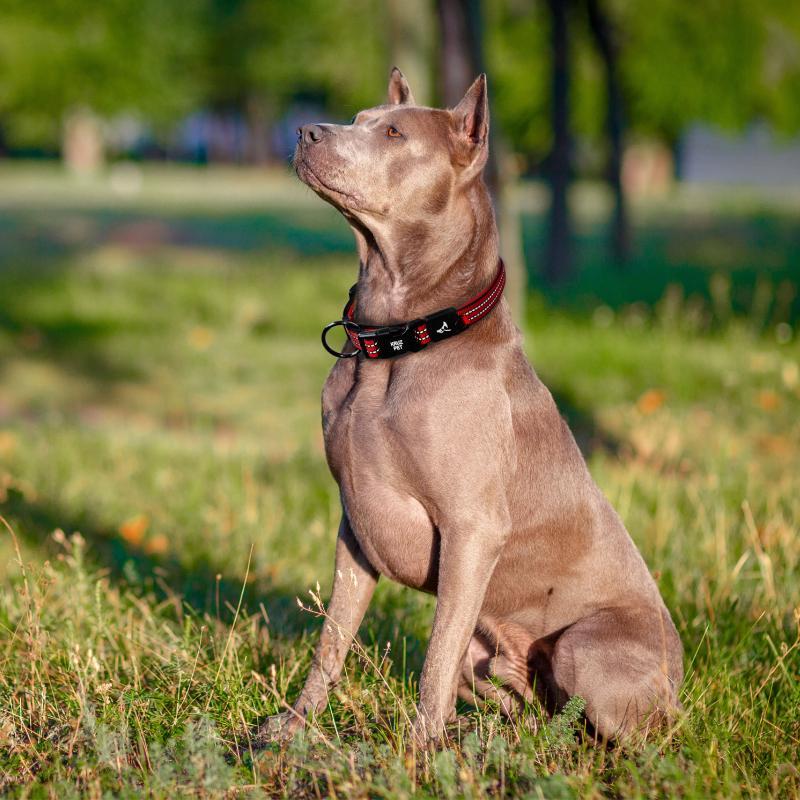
144,534,169,555
188,326,214,351
637,389,665,415
756,434,793,458
0,431,17,458
781,361,798,390
757,390,780,412
119,514,149,546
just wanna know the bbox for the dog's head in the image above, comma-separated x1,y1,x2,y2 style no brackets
293,68,489,227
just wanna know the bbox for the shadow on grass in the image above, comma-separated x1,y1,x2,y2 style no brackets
522,211,800,325
4,195,799,323
0,487,432,679
0,301,144,388
548,386,619,457
0,205,353,266
2,486,307,631
0,202,354,394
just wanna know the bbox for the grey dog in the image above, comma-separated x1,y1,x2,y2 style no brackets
257,68,683,746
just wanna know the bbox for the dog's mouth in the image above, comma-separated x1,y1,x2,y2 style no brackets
294,151,360,209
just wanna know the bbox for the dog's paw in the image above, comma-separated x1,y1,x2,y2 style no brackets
408,712,447,749
251,710,305,749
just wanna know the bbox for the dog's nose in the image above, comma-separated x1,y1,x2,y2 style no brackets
298,124,327,145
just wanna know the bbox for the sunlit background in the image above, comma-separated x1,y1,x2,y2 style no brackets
0,1,798,796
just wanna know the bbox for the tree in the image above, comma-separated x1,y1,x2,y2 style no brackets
619,0,800,143
587,0,628,264
205,0,385,162
488,0,800,284
436,0,526,318
543,0,573,284
0,0,386,165
0,0,205,155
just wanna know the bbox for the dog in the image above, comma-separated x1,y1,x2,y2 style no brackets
257,68,683,746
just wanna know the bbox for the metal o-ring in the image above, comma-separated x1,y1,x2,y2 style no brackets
321,320,361,358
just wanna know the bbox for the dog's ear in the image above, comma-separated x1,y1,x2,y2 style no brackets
387,67,416,106
452,73,489,147
450,74,490,176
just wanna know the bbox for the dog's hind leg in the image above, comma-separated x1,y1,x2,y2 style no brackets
456,634,525,719
546,605,683,742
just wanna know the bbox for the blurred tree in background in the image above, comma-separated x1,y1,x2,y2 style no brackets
488,0,800,280
0,0,385,161
487,0,800,161
203,0,384,162
0,0,206,159
620,0,800,142
1,0,799,283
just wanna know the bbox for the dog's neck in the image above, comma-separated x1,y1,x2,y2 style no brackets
347,179,499,325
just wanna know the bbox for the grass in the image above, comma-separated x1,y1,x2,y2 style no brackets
0,163,798,798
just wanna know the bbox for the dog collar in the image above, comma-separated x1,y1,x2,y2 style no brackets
321,260,506,359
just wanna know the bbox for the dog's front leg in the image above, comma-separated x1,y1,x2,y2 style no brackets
413,510,509,745
256,513,378,744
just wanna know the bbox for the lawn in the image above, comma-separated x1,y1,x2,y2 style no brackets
0,164,798,798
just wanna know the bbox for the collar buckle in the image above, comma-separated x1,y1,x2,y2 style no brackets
321,319,362,358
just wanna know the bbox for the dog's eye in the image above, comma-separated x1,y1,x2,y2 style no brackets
387,126,402,138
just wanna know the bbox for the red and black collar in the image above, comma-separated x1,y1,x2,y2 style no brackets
321,260,506,359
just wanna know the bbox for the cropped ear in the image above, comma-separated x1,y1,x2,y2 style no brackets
452,73,489,146
387,67,416,106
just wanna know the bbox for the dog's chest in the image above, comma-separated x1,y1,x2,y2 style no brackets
321,360,439,590
322,358,414,471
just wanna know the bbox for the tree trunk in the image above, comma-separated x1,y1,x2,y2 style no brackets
544,0,572,285
437,0,476,108
63,108,104,177
587,0,630,264
436,0,526,319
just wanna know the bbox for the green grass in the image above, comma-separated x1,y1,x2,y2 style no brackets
0,164,798,798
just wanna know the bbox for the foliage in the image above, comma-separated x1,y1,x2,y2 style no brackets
619,0,800,140
3,0,800,156
485,0,800,162
0,0,206,147
203,0,385,116
486,0,553,155
0,165,798,796
0,0,385,150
